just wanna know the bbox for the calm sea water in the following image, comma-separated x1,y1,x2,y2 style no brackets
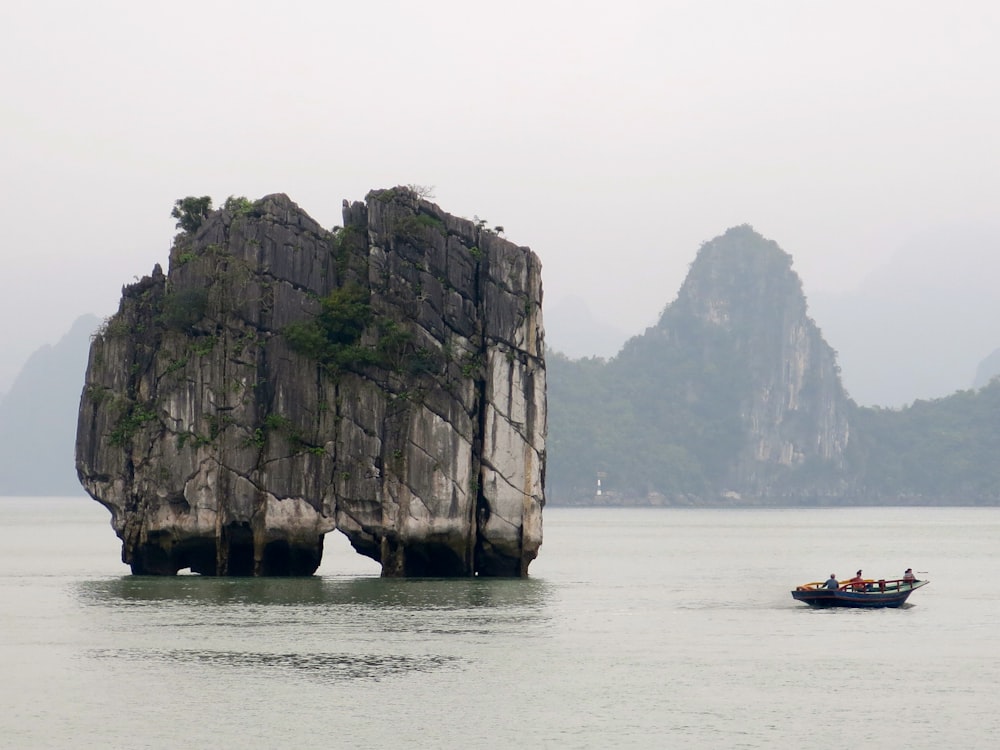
2,497,998,749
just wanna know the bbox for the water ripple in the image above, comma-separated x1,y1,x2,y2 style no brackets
87,647,461,682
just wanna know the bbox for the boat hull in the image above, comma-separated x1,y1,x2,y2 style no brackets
791,580,928,609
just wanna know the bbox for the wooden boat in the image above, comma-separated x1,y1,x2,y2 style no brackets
791,577,929,608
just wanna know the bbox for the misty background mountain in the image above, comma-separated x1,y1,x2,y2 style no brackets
547,226,1000,505
550,225,854,505
548,221,1000,406
807,222,1000,407
0,314,99,496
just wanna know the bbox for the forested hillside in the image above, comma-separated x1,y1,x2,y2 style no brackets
847,385,1000,503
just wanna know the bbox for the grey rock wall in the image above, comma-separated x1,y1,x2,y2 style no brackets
76,188,545,576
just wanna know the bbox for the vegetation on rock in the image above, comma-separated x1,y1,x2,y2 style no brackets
283,284,377,373
171,196,213,233
159,288,208,331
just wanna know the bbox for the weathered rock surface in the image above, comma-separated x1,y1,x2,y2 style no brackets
76,188,545,576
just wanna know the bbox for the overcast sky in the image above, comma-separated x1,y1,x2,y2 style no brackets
3,1,999,393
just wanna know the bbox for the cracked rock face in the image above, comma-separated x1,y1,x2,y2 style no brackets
76,188,545,576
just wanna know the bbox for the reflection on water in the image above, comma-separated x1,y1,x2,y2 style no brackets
88,647,460,683
71,575,552,683
76,575,552,612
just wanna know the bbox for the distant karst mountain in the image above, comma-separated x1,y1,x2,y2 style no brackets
547,225,1000,506
0,314,99,496
548,226,851,504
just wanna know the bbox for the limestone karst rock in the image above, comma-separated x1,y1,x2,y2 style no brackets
76,188,545,576
665,225,851,497
547,225,852,505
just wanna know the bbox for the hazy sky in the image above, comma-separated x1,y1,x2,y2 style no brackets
3,1,999,393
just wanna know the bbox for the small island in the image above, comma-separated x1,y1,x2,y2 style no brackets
76,188,546,577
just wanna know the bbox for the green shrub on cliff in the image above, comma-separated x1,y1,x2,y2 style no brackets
222,195,254,216
159,288,208,331
393,213,446,242
284,284,378,372
171,196,213,233
284,284,444,378
109,403,158,447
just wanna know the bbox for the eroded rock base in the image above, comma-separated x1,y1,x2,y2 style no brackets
129,528,323,576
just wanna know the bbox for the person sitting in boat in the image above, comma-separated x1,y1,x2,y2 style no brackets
824,573,839,590
903,568,916,584
850,570,866,591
